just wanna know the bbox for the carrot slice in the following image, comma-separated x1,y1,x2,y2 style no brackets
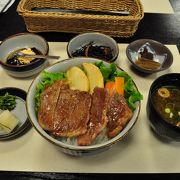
115,77,124,96
105,81,115,96
105,77,125,96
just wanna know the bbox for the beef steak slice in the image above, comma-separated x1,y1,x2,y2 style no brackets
107,93,133,138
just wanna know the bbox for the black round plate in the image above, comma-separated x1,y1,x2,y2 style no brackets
0,87,31,140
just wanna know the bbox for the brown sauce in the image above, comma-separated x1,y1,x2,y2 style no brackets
6,47,42,66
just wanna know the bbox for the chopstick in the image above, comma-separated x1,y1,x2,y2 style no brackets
0,0,12,13
33,8,130,16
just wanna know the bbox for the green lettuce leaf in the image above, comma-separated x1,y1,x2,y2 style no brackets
35,71,66,112
128,91,143,110
95,61,143,111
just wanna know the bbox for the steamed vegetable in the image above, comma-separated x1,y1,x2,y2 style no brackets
115,77,124,96
105,77,124,96
105,81,116,96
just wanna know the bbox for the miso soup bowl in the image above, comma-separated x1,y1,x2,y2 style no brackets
147,73,180,141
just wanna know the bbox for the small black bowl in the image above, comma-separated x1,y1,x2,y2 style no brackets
147,73,180,141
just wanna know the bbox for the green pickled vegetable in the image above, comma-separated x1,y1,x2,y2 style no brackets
0,93,16,111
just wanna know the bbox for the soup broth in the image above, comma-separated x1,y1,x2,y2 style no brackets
152,85,180,127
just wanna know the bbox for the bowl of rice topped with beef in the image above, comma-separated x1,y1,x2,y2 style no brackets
26,57,143,156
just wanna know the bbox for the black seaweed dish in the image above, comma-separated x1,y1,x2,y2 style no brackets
67,32,119,63
147,73,180,141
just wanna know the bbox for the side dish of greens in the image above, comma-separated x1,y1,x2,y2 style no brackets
0,93,16,111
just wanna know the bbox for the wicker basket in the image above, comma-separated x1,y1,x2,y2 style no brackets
17,0,144,37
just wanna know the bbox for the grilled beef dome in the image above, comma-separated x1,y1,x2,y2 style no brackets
52,89,91,137
107,93,133,138
38,80,92,137
38,80,134,145
77,87,109,146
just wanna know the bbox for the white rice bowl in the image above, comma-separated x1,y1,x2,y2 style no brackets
26,57,141,156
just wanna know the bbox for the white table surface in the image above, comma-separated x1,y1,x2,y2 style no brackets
141,0,174,14
0,42,180,173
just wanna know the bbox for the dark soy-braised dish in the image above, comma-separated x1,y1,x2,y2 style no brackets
71,42,114,62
